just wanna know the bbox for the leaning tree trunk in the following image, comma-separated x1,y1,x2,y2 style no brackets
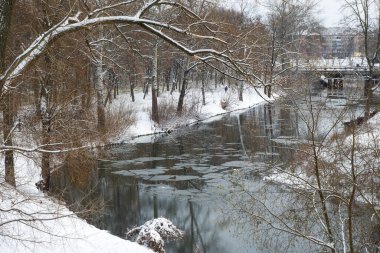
0,0,15,186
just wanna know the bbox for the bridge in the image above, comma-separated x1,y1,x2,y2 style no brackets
295,66,380,88
297,66,372,76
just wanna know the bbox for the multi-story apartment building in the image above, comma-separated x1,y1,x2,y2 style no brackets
321,27,356,58
299,27,364,59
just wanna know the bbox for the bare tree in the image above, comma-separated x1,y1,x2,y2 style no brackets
343,0,380,77
0,0,15,187
227,82,380,252
261,0,318,97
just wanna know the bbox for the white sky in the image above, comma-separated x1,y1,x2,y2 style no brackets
226,0,345,27
318,0,344,27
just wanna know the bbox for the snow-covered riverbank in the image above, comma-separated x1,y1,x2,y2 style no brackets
264,107,380,200
113,85,273,142
1,84,272,252
0,154,154,253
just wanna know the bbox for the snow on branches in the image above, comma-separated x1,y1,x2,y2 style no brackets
0,0,259,96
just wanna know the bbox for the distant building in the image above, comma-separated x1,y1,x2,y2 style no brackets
353,33,365,58
321,27,356,58
299,32,323,59
299,27,363,59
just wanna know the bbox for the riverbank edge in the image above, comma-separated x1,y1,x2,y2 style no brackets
114,89,277,144
0,86,277,253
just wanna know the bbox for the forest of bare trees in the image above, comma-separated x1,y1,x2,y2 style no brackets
0,0,321,190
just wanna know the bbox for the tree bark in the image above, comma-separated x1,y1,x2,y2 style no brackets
0,0,15,186
201,70,206,106
3,93,15,186
94,45,106,131
40,81,51,191
38,1,53,191
177,70,189,115
151,41,159,123
238,80,243,101
0,1,13,65
130,79,135,102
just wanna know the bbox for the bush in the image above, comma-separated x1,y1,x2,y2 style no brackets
220,92,236,110
103,102,136,141
150,96,200,127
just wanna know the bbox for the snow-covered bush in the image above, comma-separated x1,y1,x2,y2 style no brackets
126,217,184,253
137,230,165,253
220,91,236,110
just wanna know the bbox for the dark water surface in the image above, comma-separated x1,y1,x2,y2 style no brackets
55,84,380,252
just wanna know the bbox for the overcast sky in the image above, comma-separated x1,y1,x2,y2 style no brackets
226,0,346,27
318,0,344,27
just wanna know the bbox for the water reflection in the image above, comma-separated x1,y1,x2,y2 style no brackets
54,83,380,252
92,102,304,252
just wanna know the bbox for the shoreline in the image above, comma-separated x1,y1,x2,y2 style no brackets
115,86,274,144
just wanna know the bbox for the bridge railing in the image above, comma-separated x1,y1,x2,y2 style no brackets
298,66,369,72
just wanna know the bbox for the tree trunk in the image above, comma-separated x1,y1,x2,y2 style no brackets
201,70,206,106
267,83,272,98
0,0,15,186
151,41,159,123
3,93,15,186
177,70,189,115
364,78,372,118
39,2,54,191
114,77,118,99
143,82,149,99
214,71,218,88
40,83,51,191
94,49,106,131
130,81,135,102
238,80,243,101
170,80,176,95
0,1,13,65
104,89,112,106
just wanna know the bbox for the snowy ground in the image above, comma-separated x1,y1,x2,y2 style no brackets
1,83,272,253
0,154,154,253
112,84,272,143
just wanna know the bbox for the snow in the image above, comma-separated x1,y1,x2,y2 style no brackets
1,12,241,95
264,108,380,206
263,168,312,190
0,82,272,253
0,154,153,253
113,84,272,142
126,217,183,253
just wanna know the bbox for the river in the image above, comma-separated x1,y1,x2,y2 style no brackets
53,82,380,253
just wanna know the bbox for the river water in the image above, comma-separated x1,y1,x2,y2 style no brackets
55,83,380,252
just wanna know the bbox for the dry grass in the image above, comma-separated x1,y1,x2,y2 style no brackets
156,99,178,123
102,103,136,142
150,97,200,126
